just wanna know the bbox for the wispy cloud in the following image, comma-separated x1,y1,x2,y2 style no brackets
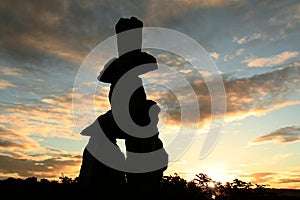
0,79,15,90
246,51,298,67
224,48,244,61
0,67,21,77
251,125,300,144
278,177,300,184
233,33,263,45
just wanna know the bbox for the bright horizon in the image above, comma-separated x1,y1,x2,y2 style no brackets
0,0,300,189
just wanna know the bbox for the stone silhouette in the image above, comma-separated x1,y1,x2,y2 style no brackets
78,111,127,197
78,16,168,199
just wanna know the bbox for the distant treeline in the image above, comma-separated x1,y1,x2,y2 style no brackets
0,173,298,199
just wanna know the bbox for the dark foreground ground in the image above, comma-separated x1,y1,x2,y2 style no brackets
268,188,300,199
0,174,299,199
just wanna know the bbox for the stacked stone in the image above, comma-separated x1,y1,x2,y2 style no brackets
79,16,168,199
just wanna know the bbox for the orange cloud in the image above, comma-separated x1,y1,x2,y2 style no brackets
240,171,300,189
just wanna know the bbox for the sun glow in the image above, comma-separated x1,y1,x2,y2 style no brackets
203,168,237,184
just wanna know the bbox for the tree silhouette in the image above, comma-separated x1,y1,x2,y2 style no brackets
0,173,299,199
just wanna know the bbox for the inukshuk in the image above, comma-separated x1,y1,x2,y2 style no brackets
98,17,168,199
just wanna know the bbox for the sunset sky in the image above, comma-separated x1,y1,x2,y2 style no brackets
1,0,300,189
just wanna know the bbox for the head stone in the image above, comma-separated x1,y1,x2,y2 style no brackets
115,17,143,56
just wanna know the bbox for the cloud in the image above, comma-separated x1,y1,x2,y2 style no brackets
0,52,299,183
0,154,81,180
210,52,219,60
0,79,15,90
20,34,86,63
142,54,300,130
251,125,300,144
0,0,133,66
224,48,244,61
144,0,243,26
246,51,299,67
182,0,242,7
269,2,300,28
0,67,21,77
216,66,299,122
0,125,42,152
245,172,278,184
233,33,263,45
239,170,300,189
278,178,300,184
0,125,81,180
0,0,300,184
0,92,79,140
224,63,300,120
